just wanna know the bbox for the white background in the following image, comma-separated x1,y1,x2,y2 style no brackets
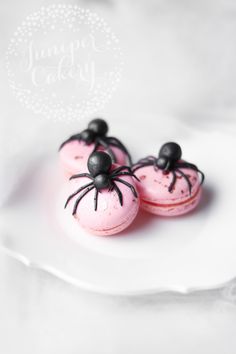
1,0,236,353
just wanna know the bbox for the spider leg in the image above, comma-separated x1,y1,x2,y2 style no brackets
175,162,205,185
154,160,159,171
138,156,156,164
112,182,123,206
133,156,157,167
110,165,130,175
91,140,100,154
70,173,93,181
113,177,138,198
199,170,205,185
59,134,81,150
97,137,116,163
106,137,132,165
94,188,99,211
111,166,140,181
59,137,74,150
72,186,95,215
108,184,114,192
132,162,154,172
112,171,140,182
176,168,192,195
64,182,94,209
148,156,157,161
168,170,177,193
176,161,198,169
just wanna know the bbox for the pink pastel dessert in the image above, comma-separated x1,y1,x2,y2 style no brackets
64,151,140,236
59,118,131,177
133,142,204,216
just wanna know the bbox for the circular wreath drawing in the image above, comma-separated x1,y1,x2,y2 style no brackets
6,4,123,121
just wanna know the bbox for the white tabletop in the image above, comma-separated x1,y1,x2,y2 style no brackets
1,251,236,354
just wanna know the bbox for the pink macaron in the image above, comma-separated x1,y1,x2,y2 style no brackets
60,140,127,178
133,142,204,216
59,118,132,177
64,152,140,236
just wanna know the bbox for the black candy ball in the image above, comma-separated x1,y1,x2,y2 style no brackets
88,118,108,136
88,151,112,176
156,156,168,170
80,129,96,144
159,142,182,161
94,174,110,190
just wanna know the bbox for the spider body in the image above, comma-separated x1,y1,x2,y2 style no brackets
65,151,139,215
133,142,204,195
59,118,132,165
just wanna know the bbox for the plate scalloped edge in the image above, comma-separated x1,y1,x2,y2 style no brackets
1,244,236,302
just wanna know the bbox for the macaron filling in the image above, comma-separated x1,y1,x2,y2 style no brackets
141,186,201,209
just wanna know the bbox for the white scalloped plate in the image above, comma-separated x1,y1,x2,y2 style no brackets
1,128,236,295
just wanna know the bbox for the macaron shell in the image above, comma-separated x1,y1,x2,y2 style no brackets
141,187,202,216
66,173,140,236
59,140,128,177
135,165,202,216
59,140,94,176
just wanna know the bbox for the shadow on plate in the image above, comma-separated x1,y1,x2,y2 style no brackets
114,209,157,238
117,184,216,237
183,184,215,219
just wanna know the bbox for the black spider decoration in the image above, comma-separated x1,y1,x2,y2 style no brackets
65,151,139,215
132,142,204,195
59,118,132,165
